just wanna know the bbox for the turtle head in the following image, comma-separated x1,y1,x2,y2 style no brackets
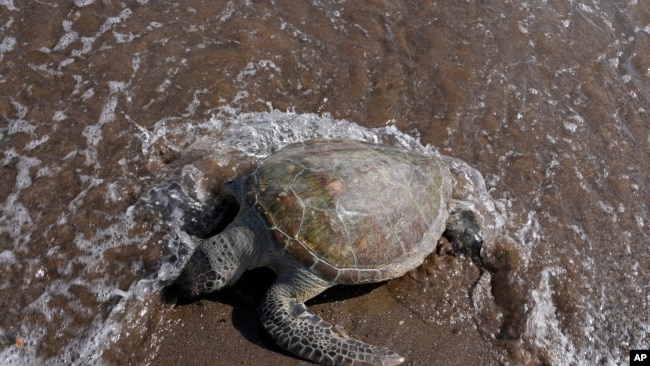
168,221,259,303
184,236,242,294
169,246,226,302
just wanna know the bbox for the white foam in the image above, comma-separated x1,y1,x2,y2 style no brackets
218,1,236,23
81,88,95,100
131,54,141,74
81,82,125,151
512,210,541,267
53,30,78,51
525,267,579,364
0,250,16,263
71,36,95,57
99,8,132,34
23,135,50,151
0,0,17,11
0,36,16,61
74,0,95,7
8,100,36,134
0,199,161,363
113,31,134,43
597,200,618,222
563,120,578,133
0,150,41,334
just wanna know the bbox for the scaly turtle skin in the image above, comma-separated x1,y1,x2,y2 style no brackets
173,139,483,365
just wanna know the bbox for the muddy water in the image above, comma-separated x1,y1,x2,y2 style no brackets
1,1,648,365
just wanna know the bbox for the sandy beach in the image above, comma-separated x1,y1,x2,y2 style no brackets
149,266,498,365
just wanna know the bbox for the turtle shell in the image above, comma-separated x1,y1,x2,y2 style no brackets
244,139,452,284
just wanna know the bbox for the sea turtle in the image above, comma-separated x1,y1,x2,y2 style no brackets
171,138,484,365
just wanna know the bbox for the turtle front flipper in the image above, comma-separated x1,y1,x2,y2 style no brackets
259,271,405,366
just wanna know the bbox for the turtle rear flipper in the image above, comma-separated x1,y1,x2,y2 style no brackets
443,208,484,265
259,270,405,366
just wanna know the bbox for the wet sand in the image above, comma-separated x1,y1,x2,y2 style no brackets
148,267,497,366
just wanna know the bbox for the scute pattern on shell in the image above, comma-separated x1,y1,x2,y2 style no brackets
245,139,452,284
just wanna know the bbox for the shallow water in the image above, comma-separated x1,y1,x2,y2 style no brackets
1,1,648,365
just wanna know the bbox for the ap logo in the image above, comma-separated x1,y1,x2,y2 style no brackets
631,350,649,365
